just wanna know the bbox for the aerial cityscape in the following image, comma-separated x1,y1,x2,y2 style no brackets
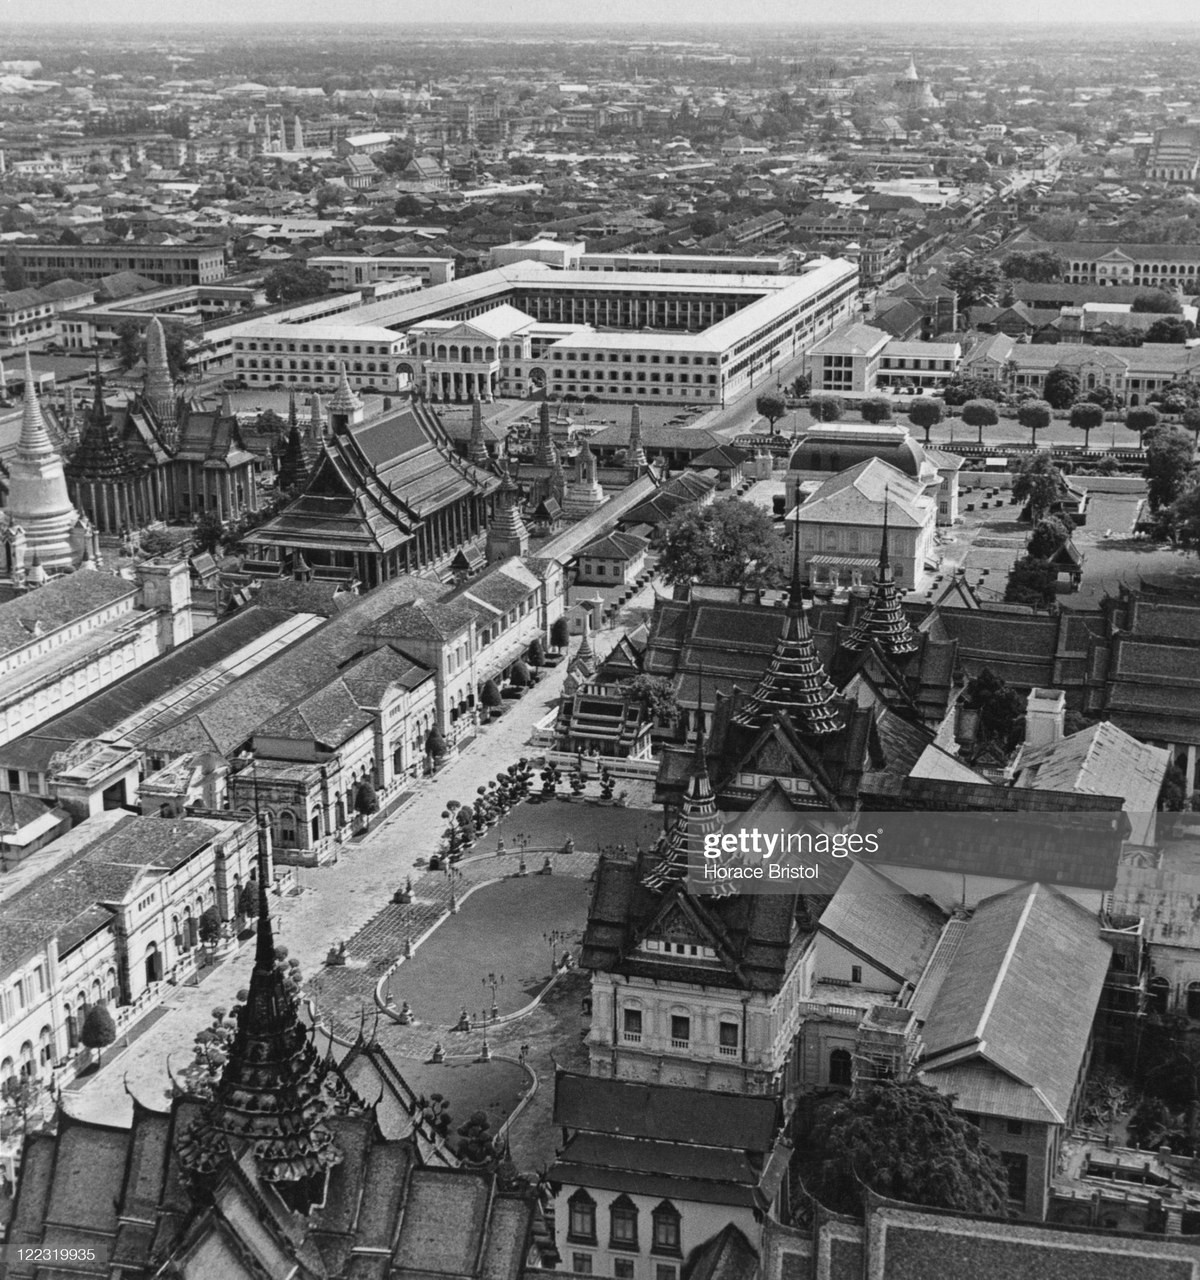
3,15,1200,1279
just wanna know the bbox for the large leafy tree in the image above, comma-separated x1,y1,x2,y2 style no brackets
263,260,333,306
1146,316,1195,345
946,259,1001,317
652,498,787,589
1017,398,1052,446
941,375,1005,407
1068,399,1104,448
1126,405,1162,439
962,667,1027,747
859,395,893,424
756,389,787,431
623,674,679,726
1041,366,1080,410
1027,515,1072,559
1000,250,1063,282
960,398,998,445
907,396,943,443
1013,452,1062,523
797,1080,1008,1216
1005,556,1057,607
1131,289,1182,315
1145,425,1196,512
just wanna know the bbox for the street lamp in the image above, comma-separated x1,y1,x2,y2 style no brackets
514,831,530,876
482,971,505,1022
543,929,570,970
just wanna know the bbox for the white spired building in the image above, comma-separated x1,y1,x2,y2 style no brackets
1,355,95,584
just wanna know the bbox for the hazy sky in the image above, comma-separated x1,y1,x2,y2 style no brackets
8,0,1200,25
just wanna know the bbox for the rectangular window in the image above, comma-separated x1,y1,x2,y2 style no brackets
655,1269,678,1280
670,1015,690,1047
1006,1119,1023,1136
569,1197,597,1242
573,1255,593,1275
652,1212,680,1254
1002,1151,1028,1203
615,1261,635,1280
851,965,862,984
623,1008,643,1042
611,1203,638,1248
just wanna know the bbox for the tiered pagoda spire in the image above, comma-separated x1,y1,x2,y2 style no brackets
486,466,528,561
141,315,179,446
4,355,80,570
627,403,648,470
307,391,325,445
733,521,842,737
842,489,919,657
645,670,721,891
533,399,556,467
276,424,313,495
179,816,343,1211
328,363,364,433
468,397,490,467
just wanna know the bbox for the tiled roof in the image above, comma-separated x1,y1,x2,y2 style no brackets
0,572,136,657
0,815,222,974
1015,720,1168,816
818,861,947,985
554,1071,779,1152
865,1199,1200,1280
919,883,1111,1125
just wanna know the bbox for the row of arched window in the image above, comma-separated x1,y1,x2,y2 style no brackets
416,343,497,362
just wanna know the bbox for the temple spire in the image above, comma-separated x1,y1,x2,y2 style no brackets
733,520,842,736
19,354,54,457
534,399,556,467
841,485,919,657
142,316,179,445
328,362,363,432
178,815,343,1210
468,396,489,467
645,663,721,890
627,403,647,470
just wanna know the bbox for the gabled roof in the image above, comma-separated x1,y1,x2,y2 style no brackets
818,860,947,985
919,883,1110,1124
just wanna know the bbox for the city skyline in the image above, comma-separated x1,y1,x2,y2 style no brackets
7,3,1200,26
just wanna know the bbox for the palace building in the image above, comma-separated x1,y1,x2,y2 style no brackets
242,369,500,587
263,259,860,408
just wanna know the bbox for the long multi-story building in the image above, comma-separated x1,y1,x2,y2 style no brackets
9,243,227,288
1030,240,1200,291
354,259,859,407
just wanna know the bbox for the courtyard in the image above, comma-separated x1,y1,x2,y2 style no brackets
383,875,592,1027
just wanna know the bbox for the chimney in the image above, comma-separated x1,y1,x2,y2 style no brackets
1025,687,1066,749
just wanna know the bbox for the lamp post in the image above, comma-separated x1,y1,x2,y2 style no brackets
482,971,505,1022
514,831,530,876
543,929,570,971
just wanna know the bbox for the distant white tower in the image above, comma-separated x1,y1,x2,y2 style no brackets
5,355,80,570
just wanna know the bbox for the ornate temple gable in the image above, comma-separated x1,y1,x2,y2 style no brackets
725,716,839,809
634,886,736,972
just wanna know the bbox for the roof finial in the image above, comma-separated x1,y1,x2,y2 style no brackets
789,510,803,612
879,483,891,577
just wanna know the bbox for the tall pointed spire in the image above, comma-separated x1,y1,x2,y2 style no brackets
308,391,325,443
842,485,919,657
627,403,648,470
733,520,842,736
287,389,298,429
468,396,489,467
19,354,54,457
328,362,363,432
534,398,556,466
486,465,528,561
179,815,343,1210
140,317,180,451
645,664,721,890
5,357,80,570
